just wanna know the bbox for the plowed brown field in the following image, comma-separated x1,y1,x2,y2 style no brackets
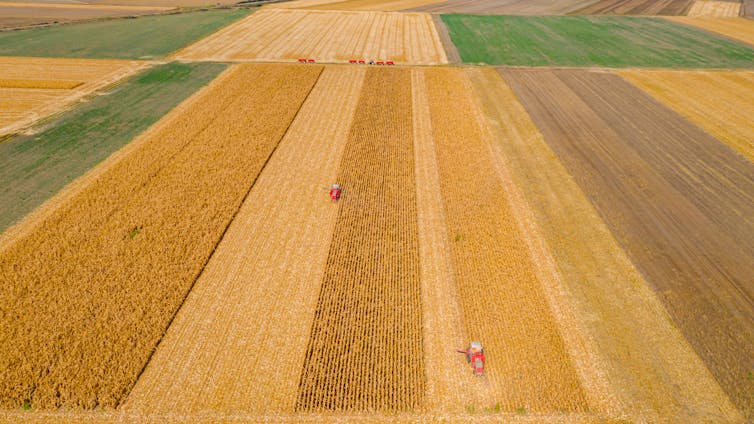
173,9,447,65
572,0,691,14
0,57,144,136
503,68,754,421
422,67,588,413
296,68,425,412
0,63,320,409
666,17,754,45
123,65,364,415
408,0,598,14
483,67,741,422
0,2,172,28
687,0,741,16
305,0,444,11
619,70,754,162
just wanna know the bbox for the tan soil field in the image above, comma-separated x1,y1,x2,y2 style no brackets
422,67,588,413
686,0,741,16
173,9,448,64
503,67,754,421
296,68,425,412
409,0,598,15
0,57,145,136
0,63,320,409
123,65,367,415
572,0,691,14
620,70,754,162
487,67,742,422
0,2,172,28
304,0,444,11
667,17,754,45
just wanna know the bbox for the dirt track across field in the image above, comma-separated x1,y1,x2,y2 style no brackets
408,0,597,14
571,0,691,14
503,68,754,421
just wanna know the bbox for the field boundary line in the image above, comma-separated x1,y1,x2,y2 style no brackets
464,67,622,418
121,64,325,407
166,7,258,60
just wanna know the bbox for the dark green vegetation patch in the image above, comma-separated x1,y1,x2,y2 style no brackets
442,15,754,68
0,62,226,232
0,9,249,59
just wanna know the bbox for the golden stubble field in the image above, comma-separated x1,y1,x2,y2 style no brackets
173,9,448,65
0,57,145,136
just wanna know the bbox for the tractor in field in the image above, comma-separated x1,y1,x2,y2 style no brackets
329,184,342,202
457,341,485,376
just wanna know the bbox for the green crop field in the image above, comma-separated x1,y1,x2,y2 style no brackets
442,15,754,67
0,9,249,59
0,62,226,232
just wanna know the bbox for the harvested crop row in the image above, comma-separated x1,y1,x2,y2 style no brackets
0,57,145,136
0,79,83,89
571,0,691,14
296,67,425,412
503,68,754,421
421,67,588,413
619,70,754,162
174,9,447,65
0,63,321,409
476,67,741,422
124,65,364,415
687,0,741,17
666,17,754,45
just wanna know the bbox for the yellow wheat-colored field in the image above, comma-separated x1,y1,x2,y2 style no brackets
0,63,320,409
619,70,754,162
296,67,425,412
666,17,754,45
174,9,447,65
421,66,588,413
686,0,741,17
0,57,145,136
124,65,365,415
305,0,445,11
485,68,743,422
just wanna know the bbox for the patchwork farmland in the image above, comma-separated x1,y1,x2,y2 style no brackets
0,2,752,424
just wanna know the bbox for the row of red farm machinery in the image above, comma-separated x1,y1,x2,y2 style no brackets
297,58,396,65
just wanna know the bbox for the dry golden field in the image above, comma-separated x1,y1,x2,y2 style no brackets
667,17,754,45
0,1,173,28
619,70,754,162
0,57,145,136
304,0,445,11
0,63,320,409
686,0,741,16
173,9,448,64
124,65,365,415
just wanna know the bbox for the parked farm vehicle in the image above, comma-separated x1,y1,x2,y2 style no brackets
457,341,485,376
329,184,342,202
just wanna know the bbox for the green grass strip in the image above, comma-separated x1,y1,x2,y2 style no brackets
0,62,227,232
0,9,249,59
442,15,754,68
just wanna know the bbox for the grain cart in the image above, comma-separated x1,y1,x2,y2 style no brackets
457,341,485,376
329,184,342,202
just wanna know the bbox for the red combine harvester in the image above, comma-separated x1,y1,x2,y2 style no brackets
329,184,342,202
457,341,485,376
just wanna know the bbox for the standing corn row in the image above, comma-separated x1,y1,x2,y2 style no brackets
296,67,425,412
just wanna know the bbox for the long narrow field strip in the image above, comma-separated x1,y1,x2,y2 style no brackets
421,67,587,413
0,2,173,29
174,9,447,65
479,67,742,422
619,70,754,162
503,68,754,421
687,0,741,17
0,9,249,59
441,15,754,67
0,62,225,235
0,63,320,409
570,0,691,14
305,0,443,11
0,57,145,136
666,17,754,45
296,68,425,412
408,0,598,15
124,65,363,415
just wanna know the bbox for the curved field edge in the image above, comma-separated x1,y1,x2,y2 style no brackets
0,62,226,235
618,69,754,163
0,8,250,59
440,15,754,67
0,63,321,409
123,65,365,415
